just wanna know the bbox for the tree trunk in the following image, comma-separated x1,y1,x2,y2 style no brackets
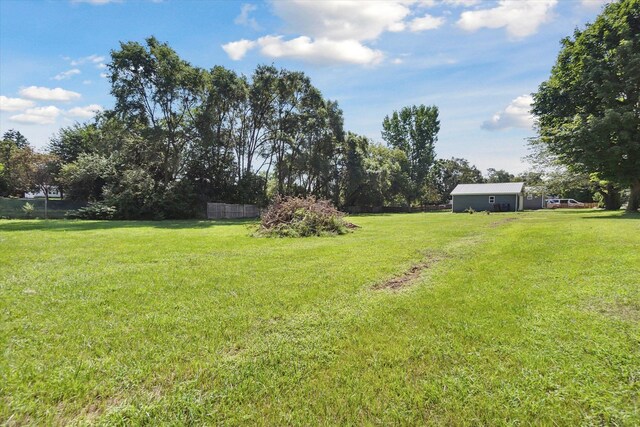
627,179,640,213
602,183,621,210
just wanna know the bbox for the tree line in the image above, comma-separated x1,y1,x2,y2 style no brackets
0,37,489,219
4,0,637,220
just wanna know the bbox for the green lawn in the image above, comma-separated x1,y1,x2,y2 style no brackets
1,210,638,425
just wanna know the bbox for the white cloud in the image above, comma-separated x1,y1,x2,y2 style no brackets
0,96,36,111
53,68,81,81
9,106,62,125
235,3,260,30
67,104,104,118
222,1,453,65
271,0,412,41
409,14,445,31
19,86,81,102
256,36,384,65
482,95,534,130
415,0,480,7
70,54,105,67
222,39,257,60
457,0,557,39
82,80,93,85
100,72,109,79
444,0,480,6
223,1,411,65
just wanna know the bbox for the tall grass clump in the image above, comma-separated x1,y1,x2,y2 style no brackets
257,196,356,237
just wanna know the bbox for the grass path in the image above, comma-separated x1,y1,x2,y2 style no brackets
1,211,638,425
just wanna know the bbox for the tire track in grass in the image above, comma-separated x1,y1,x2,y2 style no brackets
371,216,518,292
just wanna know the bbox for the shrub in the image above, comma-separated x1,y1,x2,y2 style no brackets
66,202,116,220
465,207,476,214
22,202,34,218
59,153,112,202
257,196,356,237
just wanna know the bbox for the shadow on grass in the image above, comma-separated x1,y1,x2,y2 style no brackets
545,209,640,219
547,208,603,215
0,218,259,232
581,212,640,220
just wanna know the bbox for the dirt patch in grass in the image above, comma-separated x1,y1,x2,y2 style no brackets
489,217,519,228
587,300,640,322
221,343,245,359
373,253,445,291
52,396,124,426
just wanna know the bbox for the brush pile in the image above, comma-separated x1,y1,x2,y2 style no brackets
257,196,357,237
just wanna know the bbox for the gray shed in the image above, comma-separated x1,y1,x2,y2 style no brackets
523,186,546,210
450,182,525,213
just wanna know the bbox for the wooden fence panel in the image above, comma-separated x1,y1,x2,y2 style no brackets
546,202,599,209
206,203,261,219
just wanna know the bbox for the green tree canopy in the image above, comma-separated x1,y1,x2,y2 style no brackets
382,104,439,204
532,0,640,211
0,138,34,197
109,36,205,187
2,129,29,149
49,122,101,164
485,168,516,183
428,157,483,204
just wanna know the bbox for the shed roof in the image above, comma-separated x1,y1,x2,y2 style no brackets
451,182,525,196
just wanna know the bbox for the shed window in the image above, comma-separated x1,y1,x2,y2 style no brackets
488,196,495,203
527,194,533,200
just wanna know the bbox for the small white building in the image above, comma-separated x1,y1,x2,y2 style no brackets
24,186,61,199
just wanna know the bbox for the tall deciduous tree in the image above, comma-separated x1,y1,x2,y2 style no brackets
188,65,244,202
532,0,640,212
341,132,369,207
382,104,439,204
301,99,345,202
2,130,29,149
109,36,204,187
362,143,410,206
0,140,30,197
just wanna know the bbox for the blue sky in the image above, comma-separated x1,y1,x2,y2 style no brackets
0,0,610,174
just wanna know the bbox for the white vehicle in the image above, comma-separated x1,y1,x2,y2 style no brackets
546,198,585,208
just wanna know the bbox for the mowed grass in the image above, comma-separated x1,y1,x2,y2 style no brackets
1,210,638,425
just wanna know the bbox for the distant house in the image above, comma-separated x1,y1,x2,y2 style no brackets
523,186,546,210
450,182,525,212
24,186,61,199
